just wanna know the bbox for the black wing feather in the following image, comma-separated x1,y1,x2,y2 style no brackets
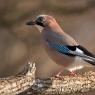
47,39,95,65
66,45,95,65
77,45,95,57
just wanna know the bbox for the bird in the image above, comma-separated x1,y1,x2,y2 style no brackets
26,14,95,77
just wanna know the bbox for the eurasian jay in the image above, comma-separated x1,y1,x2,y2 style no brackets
26,15,95,77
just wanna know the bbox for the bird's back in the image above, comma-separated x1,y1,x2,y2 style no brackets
41,27,76,67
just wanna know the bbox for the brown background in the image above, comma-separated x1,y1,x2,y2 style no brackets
0,0,95,78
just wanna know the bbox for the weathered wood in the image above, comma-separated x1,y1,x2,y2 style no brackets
21,70,95,95
0,62,36,95
0,62,95,95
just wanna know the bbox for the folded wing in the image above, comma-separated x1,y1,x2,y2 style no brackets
47,40,95,65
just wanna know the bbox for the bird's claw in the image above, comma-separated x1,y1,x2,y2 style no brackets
54,73,63,80
54,75,63,80
69,71,77,76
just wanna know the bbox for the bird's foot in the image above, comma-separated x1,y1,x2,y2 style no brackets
54,72,63,80
69,71,77,76
54,75,63,80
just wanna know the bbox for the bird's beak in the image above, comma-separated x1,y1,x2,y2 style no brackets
26,20,36,25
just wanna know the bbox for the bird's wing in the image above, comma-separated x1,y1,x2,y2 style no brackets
47,40,95,65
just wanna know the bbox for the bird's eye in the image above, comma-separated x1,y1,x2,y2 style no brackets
38,17,43,22
36,16,45,27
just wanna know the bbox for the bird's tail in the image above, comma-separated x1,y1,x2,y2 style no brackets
75,45,95,66
84,59,95,66
82,55,95,66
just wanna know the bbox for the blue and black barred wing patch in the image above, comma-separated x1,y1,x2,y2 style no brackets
47,40,95,59
47,39,95,65
47,40,77,56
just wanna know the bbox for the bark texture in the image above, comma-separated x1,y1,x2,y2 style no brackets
0,62,36,95
0,63,95,95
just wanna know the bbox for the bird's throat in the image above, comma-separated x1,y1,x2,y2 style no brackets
35,25,44,32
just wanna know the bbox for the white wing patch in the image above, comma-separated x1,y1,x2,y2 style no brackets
76,48,83,54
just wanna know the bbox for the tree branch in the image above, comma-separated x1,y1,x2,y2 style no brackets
21,70,95,95
0,62,36,95
0,62,95,95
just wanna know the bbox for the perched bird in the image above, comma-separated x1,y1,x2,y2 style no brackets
26,15,95,77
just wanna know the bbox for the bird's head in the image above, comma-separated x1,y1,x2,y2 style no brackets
26,15,57,31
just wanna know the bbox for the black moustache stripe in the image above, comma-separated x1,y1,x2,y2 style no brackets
36,22,44,27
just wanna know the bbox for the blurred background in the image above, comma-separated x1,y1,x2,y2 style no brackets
0,0,95,78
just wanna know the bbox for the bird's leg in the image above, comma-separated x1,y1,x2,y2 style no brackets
69,71,77,76
54,63,69,78
54,69,64,79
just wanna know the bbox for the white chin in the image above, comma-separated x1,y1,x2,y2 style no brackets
35,25,43,32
